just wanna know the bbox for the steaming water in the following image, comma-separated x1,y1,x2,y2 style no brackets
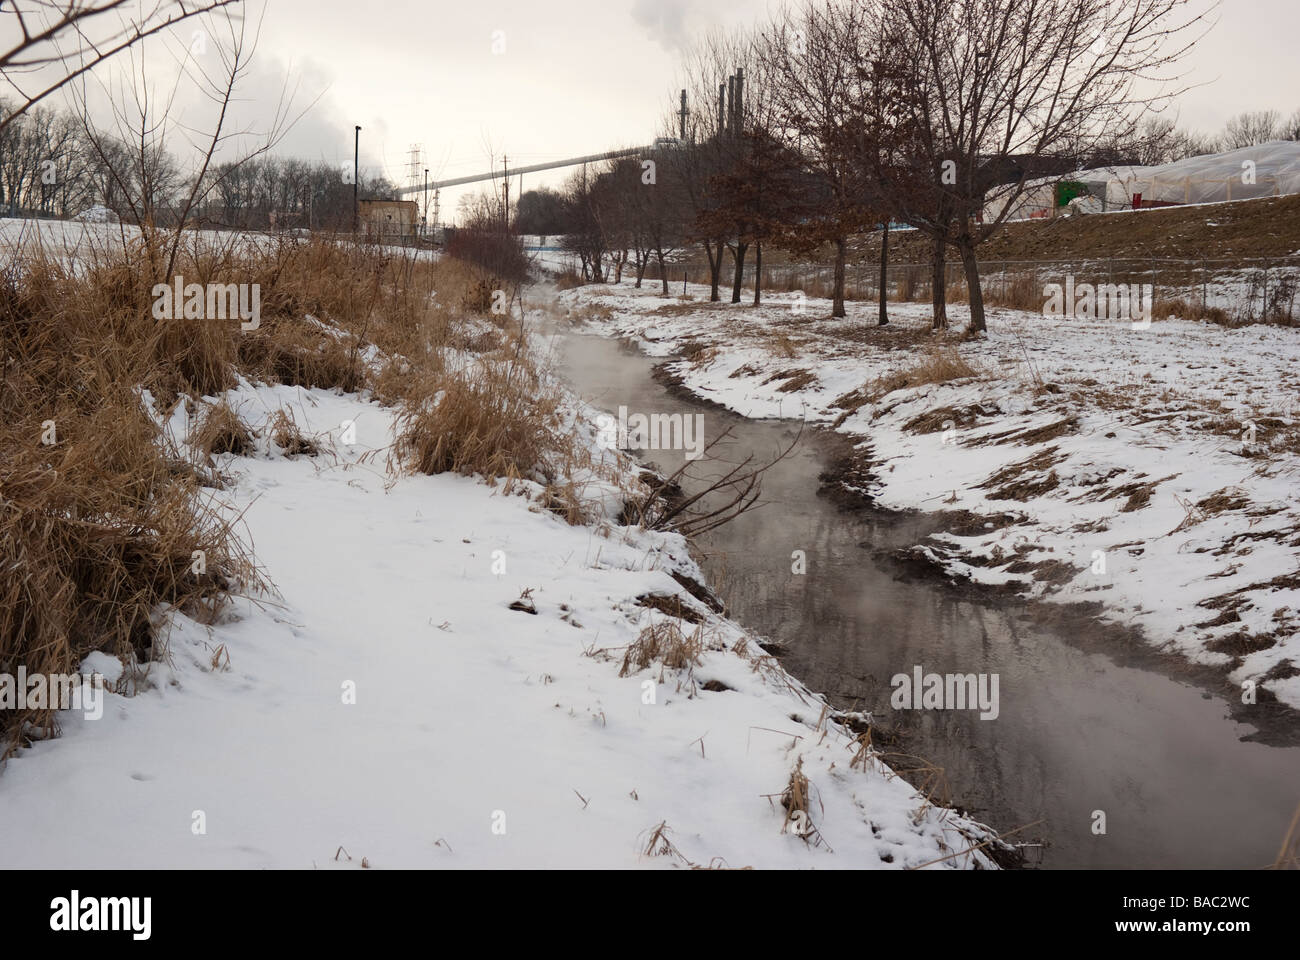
555,328,1300,869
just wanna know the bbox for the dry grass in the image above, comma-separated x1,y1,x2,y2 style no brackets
191,401,256,462
762,367,819,393
679,340,718,367
781,757,812,834
903,403,997,435
553,268,586,291
392,357,563,484
979,273,1044,312
619,620,704,677
766,331,800,359
1153,296,1231,325
461,275,506,315
569,301,614,325
978,447,1066,501
237,317,364,393
0,225,563,756
0,236,286,755
770,757,829,849
0,389,262,756
635,593,705,625
863,346,984,402
268,409,320,458
540,479,588,526
776,370,818,393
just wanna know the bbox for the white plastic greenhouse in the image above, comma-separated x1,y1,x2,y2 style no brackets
985,141,1300,221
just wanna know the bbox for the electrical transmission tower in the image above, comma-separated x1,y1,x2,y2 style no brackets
406,143,423,196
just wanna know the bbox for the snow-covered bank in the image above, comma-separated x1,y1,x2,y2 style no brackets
0,338,1000,868
558,279,1300,713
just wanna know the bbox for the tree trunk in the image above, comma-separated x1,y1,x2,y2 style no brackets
832,237,847,318
752,241,762,306
657,249,668,296
930,234,948,330
731,241,748,304
635,254,646,288
878,222,889,326
959,235,986,333
705,239,723,301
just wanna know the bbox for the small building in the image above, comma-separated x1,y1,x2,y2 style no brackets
359,199,419,240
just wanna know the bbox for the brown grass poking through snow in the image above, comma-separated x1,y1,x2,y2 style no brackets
766,331,800,359
236,316,364,393
781,757,812,837
619,620,704,677
0,223,569,756
0,380,263,756
0,233,447,757
392,357,564,484
191,402,256,463
553,268,586,291
863,346,984,402
268,409,320,458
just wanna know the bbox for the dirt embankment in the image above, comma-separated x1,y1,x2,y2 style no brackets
853,193,1300,265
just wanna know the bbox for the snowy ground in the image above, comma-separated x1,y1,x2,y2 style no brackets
0,314,999,869
0,217,440,263
558,278,1300,711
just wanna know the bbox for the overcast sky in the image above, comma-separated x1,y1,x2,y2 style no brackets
24,0,1300,220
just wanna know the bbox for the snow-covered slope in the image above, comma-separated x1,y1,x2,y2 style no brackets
558,279,1300,711
0,376,999,870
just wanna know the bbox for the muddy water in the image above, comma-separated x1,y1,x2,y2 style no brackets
554,328,1300,870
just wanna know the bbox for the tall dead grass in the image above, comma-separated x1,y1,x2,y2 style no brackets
0,226,551,755
0,343,262,755
859,346,984,404
392,356,564,484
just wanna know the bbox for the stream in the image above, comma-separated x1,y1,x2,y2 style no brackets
553,326,1300,870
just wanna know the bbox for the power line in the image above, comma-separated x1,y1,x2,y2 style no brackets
397,145,655,194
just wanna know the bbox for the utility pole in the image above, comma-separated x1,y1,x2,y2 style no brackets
423,168,429,238
679,89,687,140
502,154,509,233
352,125,361,234
717,83,725,137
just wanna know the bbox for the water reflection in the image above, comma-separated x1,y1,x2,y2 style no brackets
556,330,1300,869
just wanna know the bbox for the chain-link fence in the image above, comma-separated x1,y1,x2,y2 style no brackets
630,255,1300,324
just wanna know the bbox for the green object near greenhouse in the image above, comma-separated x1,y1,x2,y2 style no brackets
1055,180,1090,207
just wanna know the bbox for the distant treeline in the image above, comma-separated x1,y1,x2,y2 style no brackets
0,97,401,229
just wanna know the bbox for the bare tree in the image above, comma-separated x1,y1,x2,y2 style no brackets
1219,110,1282,150
0,0,242,134
870,0,1215,334
1284,108,1300,142
761,1,877,319
560,164,606,282
672,31,752,302
642,144,687,295
72,5,300,278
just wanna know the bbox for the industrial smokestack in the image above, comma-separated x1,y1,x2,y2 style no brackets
734,67,744,134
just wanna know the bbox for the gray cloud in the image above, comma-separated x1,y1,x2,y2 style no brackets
630,0,693,52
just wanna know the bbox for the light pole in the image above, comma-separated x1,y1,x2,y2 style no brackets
353,125,361,234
